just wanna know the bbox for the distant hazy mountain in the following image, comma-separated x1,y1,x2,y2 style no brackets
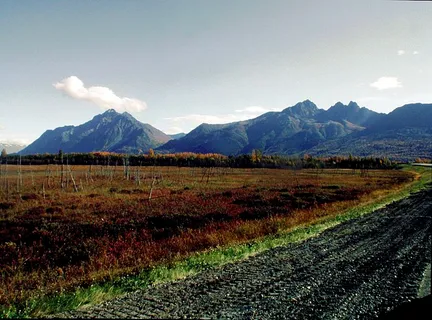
158,100,373,155
0,142,27,154
20,109,170,155
168,133,186,140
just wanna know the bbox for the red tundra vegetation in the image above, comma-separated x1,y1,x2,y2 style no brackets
0,164,415,306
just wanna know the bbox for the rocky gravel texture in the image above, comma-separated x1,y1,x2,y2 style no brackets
53,188,432,319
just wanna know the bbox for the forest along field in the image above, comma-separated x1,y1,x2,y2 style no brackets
0,164,416,310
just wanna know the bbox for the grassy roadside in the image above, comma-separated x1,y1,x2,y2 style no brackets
2,165,431,318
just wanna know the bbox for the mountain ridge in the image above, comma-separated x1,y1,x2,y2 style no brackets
158,100,375,155
18,101,432,161
20,109,171,155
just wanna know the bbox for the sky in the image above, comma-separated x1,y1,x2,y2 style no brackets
0,0,431,145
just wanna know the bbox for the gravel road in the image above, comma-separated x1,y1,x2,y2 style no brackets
53,187,432,319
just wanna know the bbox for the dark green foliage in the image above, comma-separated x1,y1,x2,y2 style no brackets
4,152,398,170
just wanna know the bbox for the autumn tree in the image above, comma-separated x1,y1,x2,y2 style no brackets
1,148,6,164
251,149,262,163
148,148,155,158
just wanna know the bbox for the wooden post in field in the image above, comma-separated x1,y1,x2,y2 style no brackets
6,177,9,201
30,163,35,188
45,164,49,188
88,164,93,183
149,175,156,200
0,163,2,191
16,157,19,192
4,162,8,191
59,150,65,189
19,155,23,190
135,168,141,186
114,160,117,181
68,164,78,192
66,157,70,190
127,160,130,181
16,156,22,193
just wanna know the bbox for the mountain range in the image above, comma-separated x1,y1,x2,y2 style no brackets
19,101,432,161
0,142,27,154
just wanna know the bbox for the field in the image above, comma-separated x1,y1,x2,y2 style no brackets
0,164,416,314
57,187,431,319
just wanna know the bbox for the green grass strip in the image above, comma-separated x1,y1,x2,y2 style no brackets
2,165,431,318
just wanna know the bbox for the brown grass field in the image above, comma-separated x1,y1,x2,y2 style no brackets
0,164,415,307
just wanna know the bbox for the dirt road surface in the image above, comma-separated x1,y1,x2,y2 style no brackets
53,187,432,319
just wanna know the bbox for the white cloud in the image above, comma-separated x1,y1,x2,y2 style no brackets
356,96,391,103
236,106,268,113
165,126,185,135
397,50,405,56
53,76,147,113
163,111,256,134
165,113,240,125
162,105,286,134
235,106,283,114
0,137,31,145
370,77,402,90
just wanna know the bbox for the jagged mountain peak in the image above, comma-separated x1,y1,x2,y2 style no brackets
332,101,345,108
282,100,320,118
347,101,360,108
90,109,144,128
20,110,170,155
330,101,360,110
103,108,119,114
158,100,369,155
18,101,431,160
318,101,380,127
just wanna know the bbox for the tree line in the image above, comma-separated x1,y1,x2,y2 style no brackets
0,149,398,170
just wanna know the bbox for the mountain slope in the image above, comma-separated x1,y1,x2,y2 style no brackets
307,127,432,161
168,133,186,140
20,109,170,155
307,103,432,160
369,103,432,131
158,100,369,155
17,101,431,160
315,101,383,126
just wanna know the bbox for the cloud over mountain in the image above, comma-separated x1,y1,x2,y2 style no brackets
162,106,285,134
235,106,284,114
53,76,147,113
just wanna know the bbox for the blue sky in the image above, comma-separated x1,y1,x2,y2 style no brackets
0,0,431,145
